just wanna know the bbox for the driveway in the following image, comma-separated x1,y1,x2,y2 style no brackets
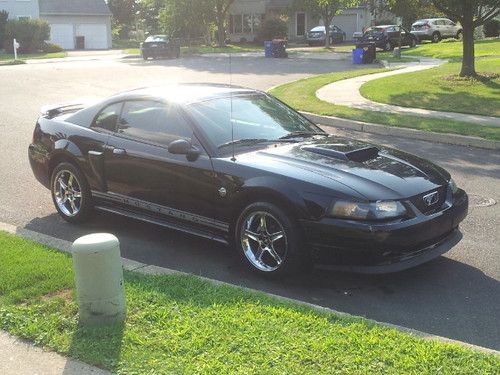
0,56,498,350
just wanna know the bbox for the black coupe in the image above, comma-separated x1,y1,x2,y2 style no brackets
140,35,180,60
28,84,468,276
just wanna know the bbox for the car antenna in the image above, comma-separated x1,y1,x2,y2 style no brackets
229,50,236,162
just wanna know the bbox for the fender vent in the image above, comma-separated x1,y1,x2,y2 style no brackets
302,146,379,162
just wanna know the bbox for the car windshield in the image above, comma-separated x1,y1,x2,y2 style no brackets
364,27,385,36
310,26,325,32
188,94,323,149
145,35,168,42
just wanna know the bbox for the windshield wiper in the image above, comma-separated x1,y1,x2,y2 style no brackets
217,138,270,149
278,131,328,140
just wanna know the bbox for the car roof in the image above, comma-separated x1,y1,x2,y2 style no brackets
108,83,259,105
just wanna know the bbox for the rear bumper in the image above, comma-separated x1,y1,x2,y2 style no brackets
301,190,468,273
28,143,50,189
411,31,432,40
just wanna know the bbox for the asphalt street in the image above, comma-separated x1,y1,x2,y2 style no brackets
0,55,498,350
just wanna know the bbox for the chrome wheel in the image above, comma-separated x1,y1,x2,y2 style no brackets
53,169,82,217
241,211,287,272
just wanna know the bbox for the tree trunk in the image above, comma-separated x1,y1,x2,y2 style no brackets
217,15,226,47
460,5,475,77
324,12,332,48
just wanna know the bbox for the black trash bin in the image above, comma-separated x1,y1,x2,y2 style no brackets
271,39,288,58
355,42,376,63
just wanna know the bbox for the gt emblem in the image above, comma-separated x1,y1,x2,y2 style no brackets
218,187,227,198
423,191,439,206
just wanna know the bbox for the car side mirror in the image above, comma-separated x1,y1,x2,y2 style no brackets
167,139,200,161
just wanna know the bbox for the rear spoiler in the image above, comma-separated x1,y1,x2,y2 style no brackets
41,97,100,119
41,103,85,119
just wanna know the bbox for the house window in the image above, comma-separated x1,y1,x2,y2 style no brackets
231,14,263,34
18,16,32,21
296,12,306,36
233,14,242,33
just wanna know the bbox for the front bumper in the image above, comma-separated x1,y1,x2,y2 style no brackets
301,190,468,273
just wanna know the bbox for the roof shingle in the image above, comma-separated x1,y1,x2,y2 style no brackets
39,0,112,16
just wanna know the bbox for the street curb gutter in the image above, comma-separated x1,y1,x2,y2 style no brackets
0,222,498,356
301,112,500,151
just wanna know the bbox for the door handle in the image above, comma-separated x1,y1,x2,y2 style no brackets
112,148,126,155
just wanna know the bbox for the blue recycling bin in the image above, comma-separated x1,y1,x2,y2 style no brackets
352,48,364,64
264,41,273,57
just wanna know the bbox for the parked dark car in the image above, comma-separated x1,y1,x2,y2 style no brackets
28,84,468,277
140,35,180,60
307,25,346,46
361,25,418,51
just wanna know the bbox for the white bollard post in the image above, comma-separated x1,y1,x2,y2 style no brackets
72,233,126,325
13,38,19,60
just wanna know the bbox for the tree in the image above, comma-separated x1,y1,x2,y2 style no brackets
159,0,213,42
368,0,443,29
431,0,500,77
0,10,8,45
137,0,165,33
213,0,234,47
292,0,359,47
108,0,138,38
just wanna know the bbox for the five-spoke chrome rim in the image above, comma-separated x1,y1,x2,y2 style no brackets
53,170,82,217
241,211,287,272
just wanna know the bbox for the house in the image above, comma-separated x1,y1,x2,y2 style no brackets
0,0,112,50
228,0,397,42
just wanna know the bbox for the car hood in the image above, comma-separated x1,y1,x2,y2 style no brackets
236,136,450,201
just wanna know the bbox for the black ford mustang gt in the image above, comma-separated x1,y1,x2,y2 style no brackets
28,84,468,276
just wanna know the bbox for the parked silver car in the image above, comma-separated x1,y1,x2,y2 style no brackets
411,18,462,42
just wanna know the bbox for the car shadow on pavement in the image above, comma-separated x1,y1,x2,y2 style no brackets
23,212,500,351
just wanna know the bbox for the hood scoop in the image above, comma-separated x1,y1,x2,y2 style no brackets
301,145,380,163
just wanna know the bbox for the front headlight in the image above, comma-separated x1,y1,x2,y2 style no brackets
329,200,407,220
449,178,458,194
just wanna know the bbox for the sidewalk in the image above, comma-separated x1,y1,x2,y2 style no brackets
316,57,500,127
0,330,109,375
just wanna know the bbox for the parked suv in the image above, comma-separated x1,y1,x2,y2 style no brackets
360,25,417,51
411,18,462,42
307,25,346,46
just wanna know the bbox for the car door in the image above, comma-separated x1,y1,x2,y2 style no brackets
102,99,219,230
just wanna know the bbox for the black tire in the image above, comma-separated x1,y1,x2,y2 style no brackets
50,162,92,223
235,202,307,277
456,30,463,40
432,32,441,43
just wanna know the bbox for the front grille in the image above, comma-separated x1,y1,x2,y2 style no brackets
409,186,447,215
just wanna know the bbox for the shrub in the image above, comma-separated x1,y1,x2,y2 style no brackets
256,18,287,41
483,19,499,37
42,42,63,53
0,10,8,44
3,19,50,53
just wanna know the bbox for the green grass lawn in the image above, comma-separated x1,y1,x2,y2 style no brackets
1,231,498,374
269,68,500,141
0,52,66,61
124,43,262,57
360,58,500,117
404,38,500,60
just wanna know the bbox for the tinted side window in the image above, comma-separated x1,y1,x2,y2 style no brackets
118,100,192,145
93,102,122,131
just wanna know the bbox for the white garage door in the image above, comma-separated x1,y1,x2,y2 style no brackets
76,24,108,49
50,24,74,49
333,14,358,41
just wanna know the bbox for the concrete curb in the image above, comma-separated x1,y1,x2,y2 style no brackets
301,111,500,151
1,221,498,355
